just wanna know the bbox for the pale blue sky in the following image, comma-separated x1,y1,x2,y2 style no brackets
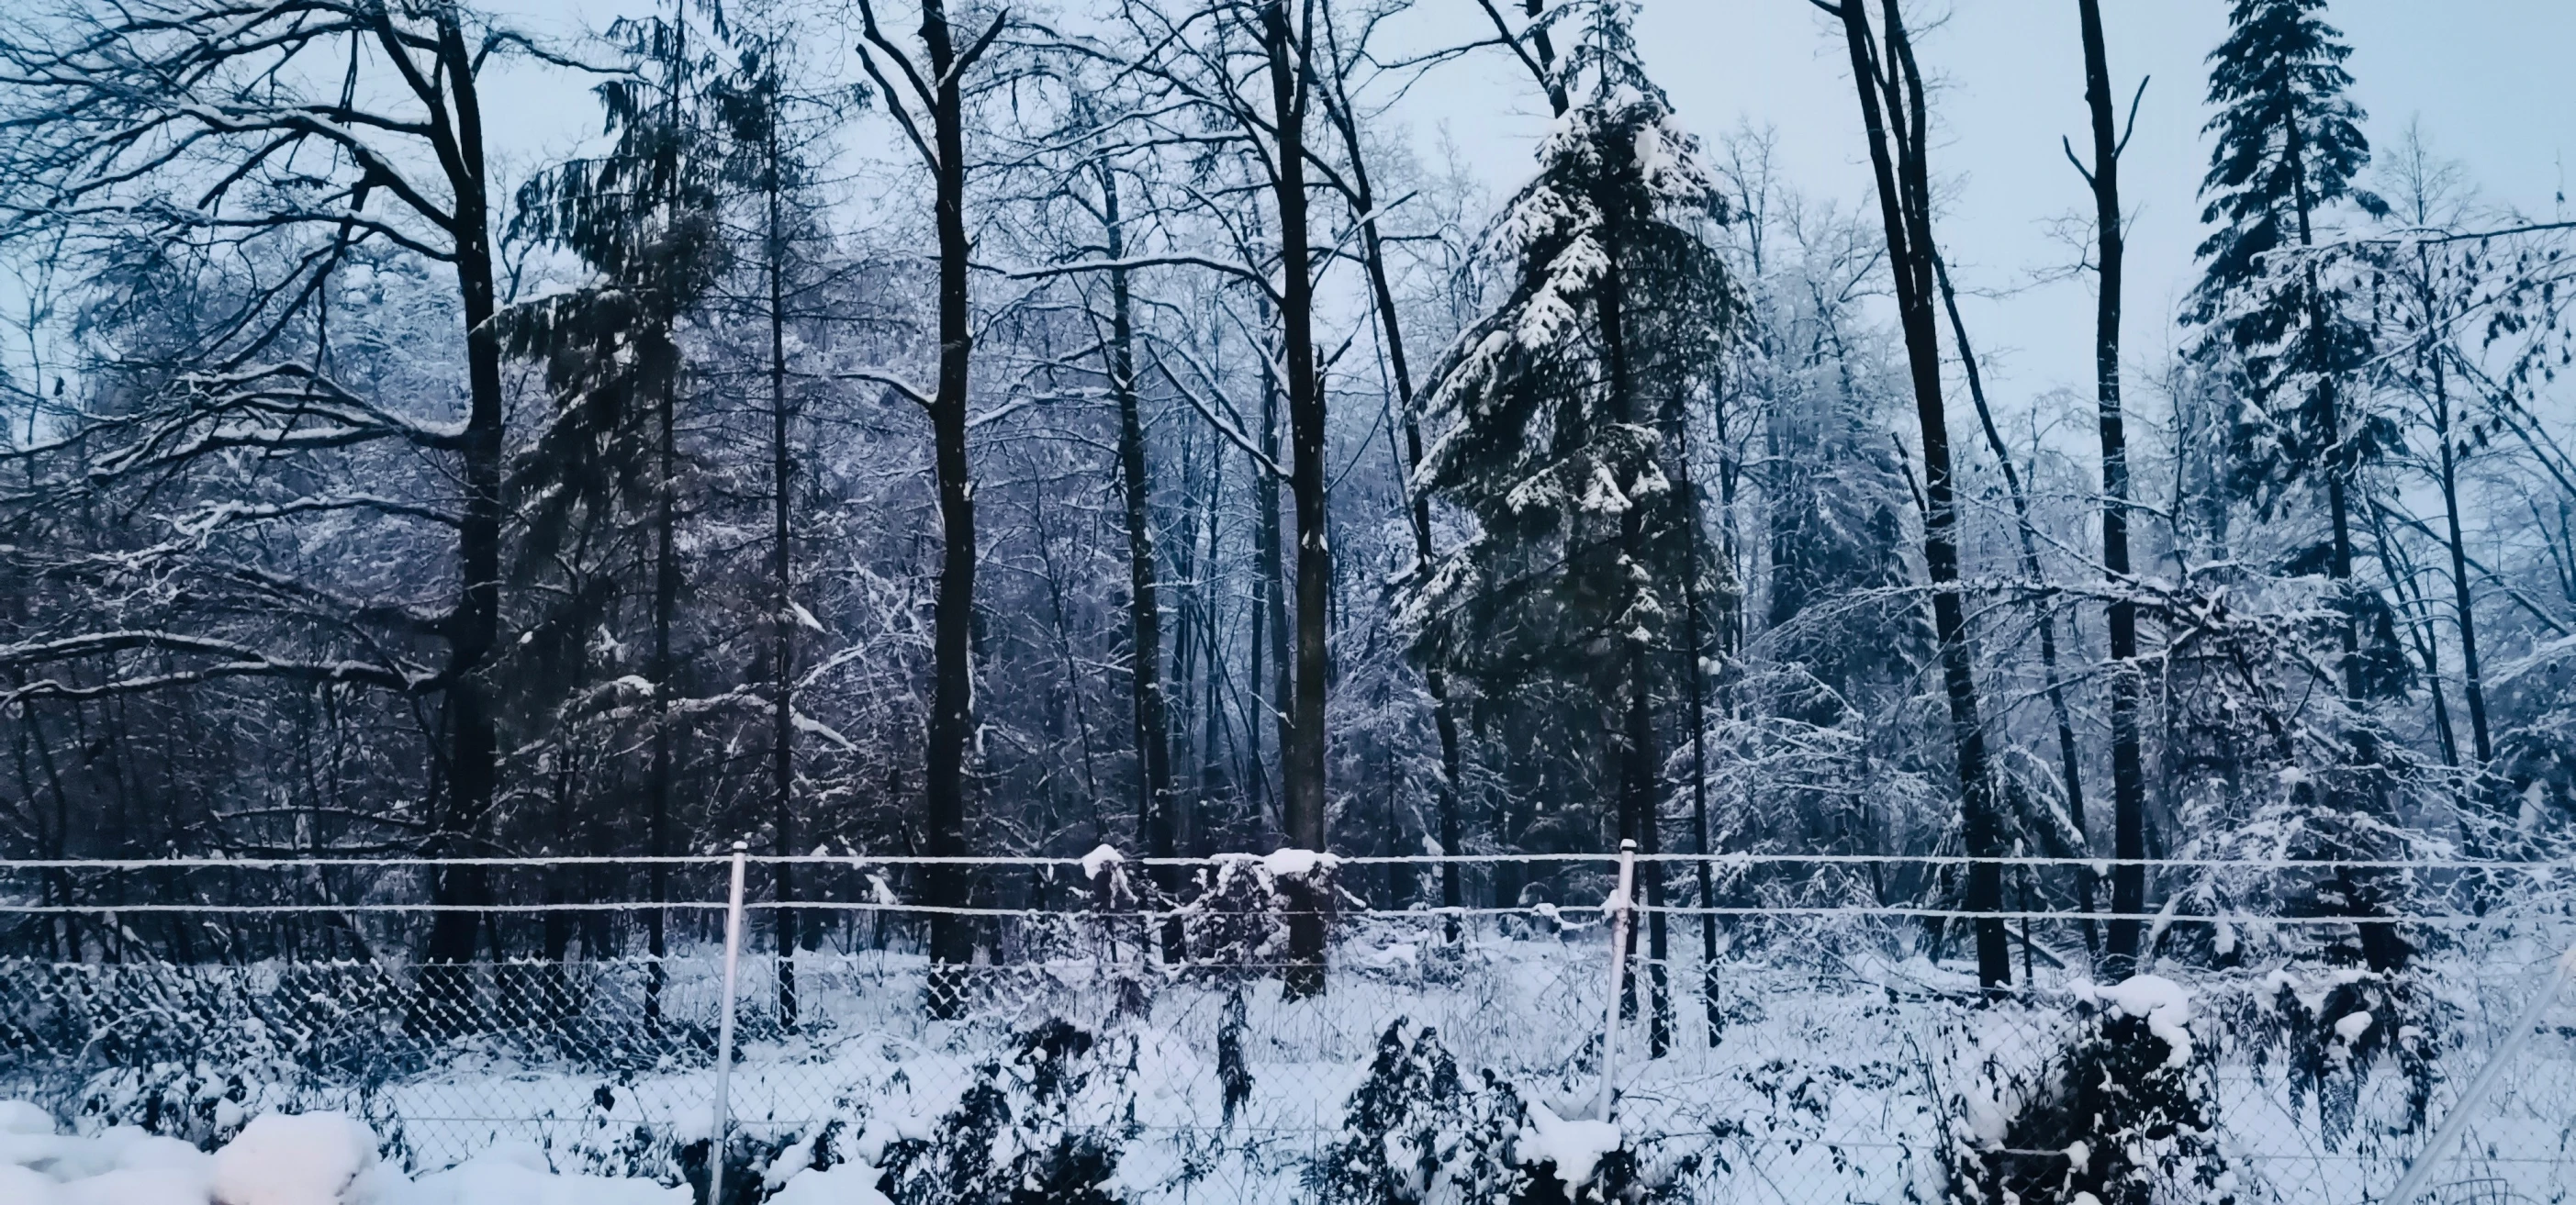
21,1,2562,431
1401,0,2574,414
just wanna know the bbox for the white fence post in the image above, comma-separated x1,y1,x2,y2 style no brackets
708,841,748,1205
1597,838,1639,1122
2381,941,2576,1205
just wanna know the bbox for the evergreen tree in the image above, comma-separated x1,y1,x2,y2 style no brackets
1403,4,1732,1044
502,4,734,1010
2188,0,2413,972
1403,6,1730,738
2187,0,2395,677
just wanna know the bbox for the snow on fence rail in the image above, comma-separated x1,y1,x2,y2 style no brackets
2,851,2572,1205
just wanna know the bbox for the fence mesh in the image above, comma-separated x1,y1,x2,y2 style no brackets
3,854,2571,1205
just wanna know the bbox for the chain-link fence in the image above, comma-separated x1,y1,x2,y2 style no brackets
3,851,2571,1204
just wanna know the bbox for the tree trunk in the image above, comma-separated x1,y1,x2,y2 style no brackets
2426,316,2491,765
422,11,504,1032
1257,340,1294,834
1836,0,2010,989
1934,250,2100,954
2076,0,2151,977
1676,390,1724,1046
766,111,800,1029
1319,72,1470,940
1100,166,1180,957
920,0,981,1017
1194,451,1229,852
2289,83,2407,974
1262,0,1329,998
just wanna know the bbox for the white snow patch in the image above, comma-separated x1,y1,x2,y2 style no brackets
403,1147,684,1205
210,1113,377,1205
3,1106,681,1205
1261,847,1337,879
1081,843,1125,880
1518,1103,1621,1192
2079,975,2195,1068
1959,1086,2010,1147
0,1100,55,1135
2333,1010,2373,1044
767,1163,890,1205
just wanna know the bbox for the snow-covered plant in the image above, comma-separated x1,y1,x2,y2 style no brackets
2186,0,2393,515
876,1019,1137,1205
2236,965,2441,1151
1175,851,1343,974
1400,2,1735,886
1401,63,1733,699
1313,1019,1678,1205
1311,1019,1522,1203
1938,979,2230,1205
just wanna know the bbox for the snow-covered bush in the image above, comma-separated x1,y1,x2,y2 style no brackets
1938,979,2230,1205
1312,1019,1521,1202
2238,965,2441,1151
875,1018,1137,1205
1175,852,1342,973
1312,1019,1674,1205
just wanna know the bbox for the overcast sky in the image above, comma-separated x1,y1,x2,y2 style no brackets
243,0,2576,404
24,1,2562,431
1394,0,2574,419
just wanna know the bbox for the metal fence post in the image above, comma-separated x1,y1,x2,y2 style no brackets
709,841,748,1205
1597,838,1638,1122
2382,941,2576,1205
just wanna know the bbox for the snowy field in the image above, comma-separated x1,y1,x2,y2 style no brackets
6,911,2573,1205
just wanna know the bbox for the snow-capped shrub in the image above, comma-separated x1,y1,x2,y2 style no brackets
1313,1020,1675,1205
0,1101,687,1205
876,1019,1136,1205
1312,1019,1520,1203
1176,851,1342,973
2241,965,2441,1150
1214,984,1252,1127
1939,979,2231,1205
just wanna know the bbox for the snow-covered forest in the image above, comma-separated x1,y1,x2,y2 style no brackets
1,0,2574,1201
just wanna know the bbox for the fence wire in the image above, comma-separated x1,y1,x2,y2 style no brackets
2,854,2571,1205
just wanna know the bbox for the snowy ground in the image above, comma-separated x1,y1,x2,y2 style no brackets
6,914,2572,1204
2,1105,692,1205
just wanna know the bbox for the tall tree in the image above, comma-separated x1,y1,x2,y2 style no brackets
1089,153,1182,953
1406,6,1733,1043
1257,0,1328,853
1313,0,1471,939
854,0,1009,1015
2188,0,2391,702
510,1,732,1024
711,30,840,1028
0,0,523,992
2188,0,2408,971
2068,0,2153,974
1827,0,2012,988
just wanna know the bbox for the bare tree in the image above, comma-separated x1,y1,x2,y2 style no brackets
1824,0,2010,988
2067,0,2153,974
853,0,1010,1015
0,0,545,991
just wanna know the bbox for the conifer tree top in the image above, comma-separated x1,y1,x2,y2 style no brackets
2190,0,2385,318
